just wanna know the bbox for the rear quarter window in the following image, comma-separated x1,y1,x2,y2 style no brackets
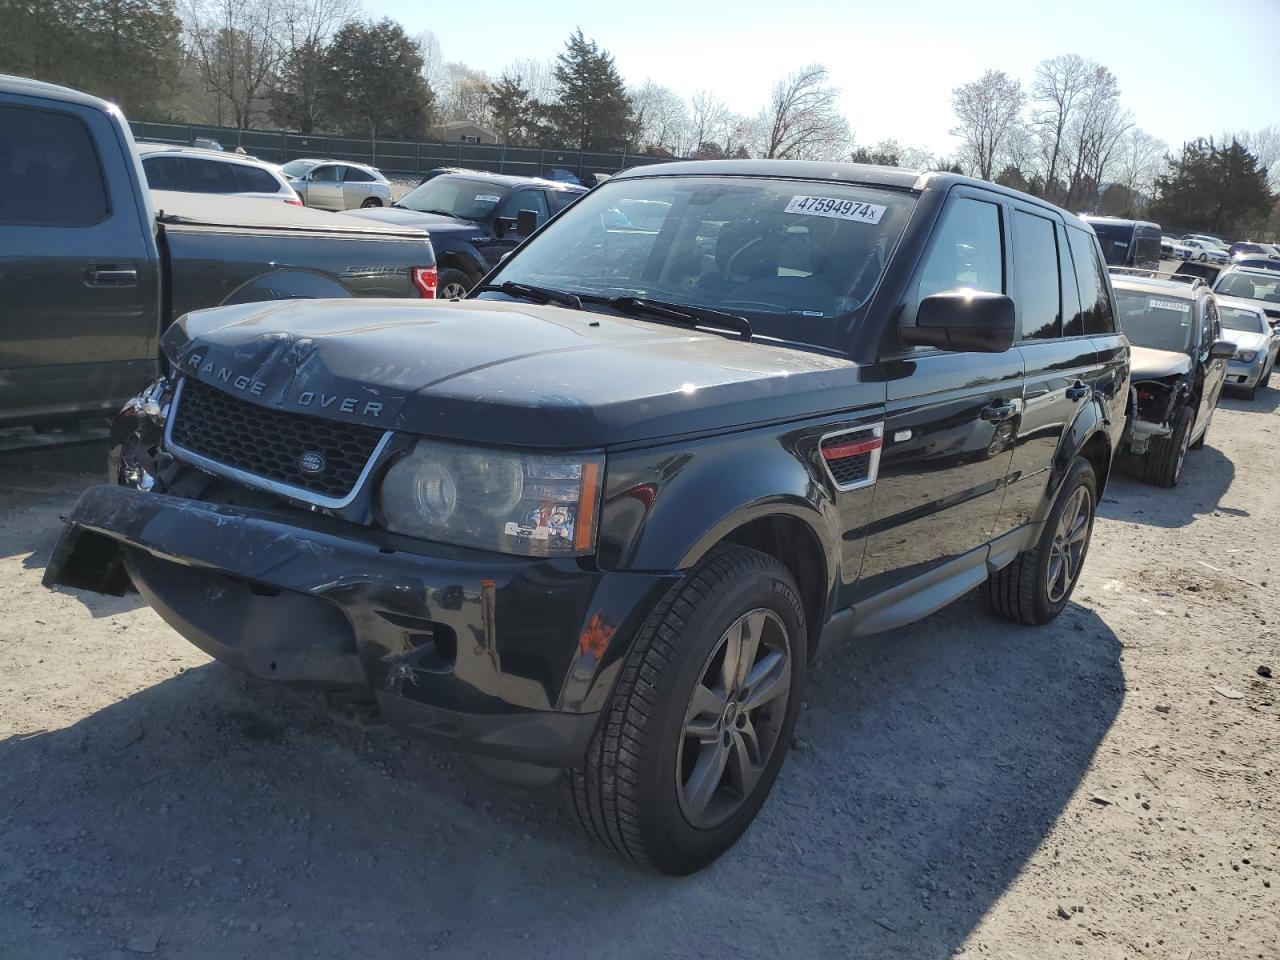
1067,227,1116,334
232,164,283,193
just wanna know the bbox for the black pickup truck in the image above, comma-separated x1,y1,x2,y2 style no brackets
48,159,1128,874
0,75,436,429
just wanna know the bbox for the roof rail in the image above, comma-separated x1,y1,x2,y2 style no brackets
1107,266,1205,290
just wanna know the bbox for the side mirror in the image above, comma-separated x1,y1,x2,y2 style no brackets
1209,340,1236,360
515,208,539,236
900,290,1016,353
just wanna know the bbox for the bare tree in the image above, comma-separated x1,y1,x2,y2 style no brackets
414,29,445,92
1031,54,1092,196
688,90,728,153
437,62,494,125
1116,127,1167,204
1062,65,1132,209
183,0,287,131
1230,125,1280,187
501,57,557,105
950,69,1025,181
629,81,690,155
759,64,850,161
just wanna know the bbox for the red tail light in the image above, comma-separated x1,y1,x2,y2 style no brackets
285,197,303,206
412,266,438,299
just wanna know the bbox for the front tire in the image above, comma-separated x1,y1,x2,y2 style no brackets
989,457,1097,625
360,197,382,208
1144,404,1193,487
570,546,805,875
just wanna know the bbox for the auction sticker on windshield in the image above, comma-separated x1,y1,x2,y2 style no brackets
476,194,502,203
785,195,886,224
1150,298,1190,312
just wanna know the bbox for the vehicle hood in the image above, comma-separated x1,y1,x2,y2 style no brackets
1219,329,1269,352
1129,345,1192,379
159,299,878,448
343,207,481,233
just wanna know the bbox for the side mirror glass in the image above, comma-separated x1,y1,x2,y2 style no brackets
1209,340,1236,360
515,208,539,236
900,290,1016,354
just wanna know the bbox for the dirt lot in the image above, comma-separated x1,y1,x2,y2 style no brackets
1,387,1277,960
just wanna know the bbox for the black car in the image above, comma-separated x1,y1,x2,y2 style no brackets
1111,272,1233,486
48,159,1129,875
1082,216,1162,271
347,172,588,298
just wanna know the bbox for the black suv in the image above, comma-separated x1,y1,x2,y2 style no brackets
348,171,587,298
1111,271,1232,486
47,160,1129,874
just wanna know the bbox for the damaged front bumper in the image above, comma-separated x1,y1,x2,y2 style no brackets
45,484,678,775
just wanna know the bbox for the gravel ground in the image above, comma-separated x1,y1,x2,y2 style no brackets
1,388,1277,959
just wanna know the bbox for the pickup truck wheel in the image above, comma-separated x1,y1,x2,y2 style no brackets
1144,405,1193,488
989,457,1097,625
570,545,805,875
360,197,382,208
437,268,472,300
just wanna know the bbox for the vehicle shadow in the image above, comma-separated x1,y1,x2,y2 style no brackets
1218,382,1280,415
0,591,1122,959
0,442,145,616
1100,443,1235,529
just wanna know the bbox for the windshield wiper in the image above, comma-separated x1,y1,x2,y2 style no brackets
475,281,583,310
591,295,752,340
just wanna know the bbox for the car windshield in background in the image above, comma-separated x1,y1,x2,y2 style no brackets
398,176,509,220
1114,289,1193,353
279,160,315,178
1216,273,1280,304
1090,223,1135,265
487,175,916,349
1219,306,1266,333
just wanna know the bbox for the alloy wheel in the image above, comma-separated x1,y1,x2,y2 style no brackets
1045,485,1093,604
440,282,469,300
676,608,792,829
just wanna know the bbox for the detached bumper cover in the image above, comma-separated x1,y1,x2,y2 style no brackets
45,484,678,767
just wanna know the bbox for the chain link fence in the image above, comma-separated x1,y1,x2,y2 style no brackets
128,121,668,184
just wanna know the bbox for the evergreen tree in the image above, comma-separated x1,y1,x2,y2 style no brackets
272,38,329,133
1149,138,1273,236
545,29,632,151
321,19,434,144
487,72,531,144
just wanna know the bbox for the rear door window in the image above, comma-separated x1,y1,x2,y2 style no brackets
0,104,109,226
183,157,238,193
343,166,374,183
1013,210,1061,340
1067,227,1116,334
1057,223,1084,337
232,164,281,193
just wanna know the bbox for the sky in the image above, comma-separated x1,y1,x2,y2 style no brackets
362,0,1280,158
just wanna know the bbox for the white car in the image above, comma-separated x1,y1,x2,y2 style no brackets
136,143,301,204
1161,236,1193,260
1215,295,1277,396
278,158,393,210
1181,238,1230,263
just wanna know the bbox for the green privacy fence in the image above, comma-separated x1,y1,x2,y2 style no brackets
127,121,668,182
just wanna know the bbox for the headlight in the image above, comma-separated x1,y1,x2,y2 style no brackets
1235,350,1258,362
378,439,603,557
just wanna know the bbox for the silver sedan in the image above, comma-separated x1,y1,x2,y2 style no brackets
279,158,393,210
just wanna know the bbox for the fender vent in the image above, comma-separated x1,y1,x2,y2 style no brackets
820,424,883,490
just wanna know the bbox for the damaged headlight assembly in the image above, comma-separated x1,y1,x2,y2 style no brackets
378,439,603,558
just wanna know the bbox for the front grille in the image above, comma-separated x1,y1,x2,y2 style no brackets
169,377,384,501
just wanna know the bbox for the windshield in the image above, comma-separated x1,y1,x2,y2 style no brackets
397,176,510,219
280,160,316,178
1114,288,1194,353
1216,272,1280,304
1220,306,1266,333
483,175,916,349
1090,222,1135,265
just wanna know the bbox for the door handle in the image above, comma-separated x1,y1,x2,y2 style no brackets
85,265,138,287
980,400,1017,422
1066,381,1091,402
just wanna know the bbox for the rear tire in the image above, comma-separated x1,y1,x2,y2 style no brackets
1144,405,1193,487
570,545,805,875
437,268,472,300
989,457,1097,626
